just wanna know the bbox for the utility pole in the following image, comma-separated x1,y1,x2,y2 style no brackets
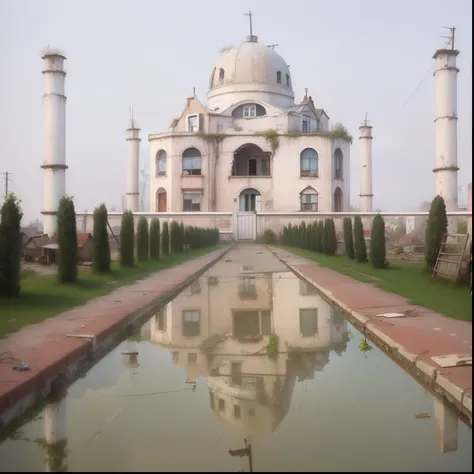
228,438,253,472
441,26,456,50
2,171,13,195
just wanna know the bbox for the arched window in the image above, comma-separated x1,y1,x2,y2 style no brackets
276,70,282,84
300,187,318,212
182,148,202,176
286,74,290,87
334,187,343,212
218,68,225,85
156,150,167,176
334,148,343,179
300,148,319,177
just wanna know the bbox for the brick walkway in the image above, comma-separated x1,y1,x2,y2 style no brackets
270,247,472,423
0,247,230,428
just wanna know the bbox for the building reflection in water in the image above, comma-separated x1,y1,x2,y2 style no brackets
143,269,349,440
142,268,463,453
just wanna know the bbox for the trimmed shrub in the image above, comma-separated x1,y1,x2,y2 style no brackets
179,223,185,252
185,226,219,250
0,193,23,297
120,210,135,267
353,216,367,262
136,216,149,262
262,229,277,244
299,222,306,248
425,195,448,272
161,221,170,255
149,218,160,260
370,214,388,268
170,221,183,253
92,203,111,273
311,221,318,251
343,217,355,260
57,196,78,283
321,219,329,254
305,222,313,249
325,218,337,256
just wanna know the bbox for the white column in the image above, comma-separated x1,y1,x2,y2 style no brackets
41,49,67,237
359,124,373,213
433,397,458,453
433,47,459,234
126,118,140,213
44,398,68,471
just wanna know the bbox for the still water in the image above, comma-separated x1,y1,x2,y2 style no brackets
0,247,472,472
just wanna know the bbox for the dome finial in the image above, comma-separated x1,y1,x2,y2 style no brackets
243,10,253,37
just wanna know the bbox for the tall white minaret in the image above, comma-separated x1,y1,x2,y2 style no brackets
359,117,373,213
126,109,140,213
433,27,459,234
41,48,67,237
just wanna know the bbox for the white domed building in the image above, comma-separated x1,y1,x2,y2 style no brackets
148,33,351,215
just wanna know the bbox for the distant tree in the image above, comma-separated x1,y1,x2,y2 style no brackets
325,219,337,256
57,196,78,283
343,217,355,260
370,214,388,268
316,221,324,252
353,216,368,262
425,195,448,272
149,218,160,260
120,210,135,267
161,221,170,255
92,204,111,273
0,193,23,297
136,216,149,262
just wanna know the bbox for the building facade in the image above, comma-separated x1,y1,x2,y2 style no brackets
149,34,351,214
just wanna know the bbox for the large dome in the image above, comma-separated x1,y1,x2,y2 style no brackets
206,35,295,111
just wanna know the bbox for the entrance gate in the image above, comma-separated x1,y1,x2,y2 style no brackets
236,212,257,240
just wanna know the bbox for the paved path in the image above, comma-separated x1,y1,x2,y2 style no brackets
269,246,472,423
0,247,229,428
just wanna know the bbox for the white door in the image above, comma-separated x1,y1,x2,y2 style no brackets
236,213,257,240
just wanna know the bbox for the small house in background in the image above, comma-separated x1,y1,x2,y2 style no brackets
51,232,94,263
397,234,424,254
21,226,43,249
23,235,55,261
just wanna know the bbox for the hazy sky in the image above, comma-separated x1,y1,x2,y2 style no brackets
0,0,472,223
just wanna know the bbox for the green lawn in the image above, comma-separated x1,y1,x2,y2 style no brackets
280,246,472,322
0,245,223,338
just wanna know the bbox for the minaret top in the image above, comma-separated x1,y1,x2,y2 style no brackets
433,26,460,59
243,10,258,43
359,113,373,130
41,46,66,60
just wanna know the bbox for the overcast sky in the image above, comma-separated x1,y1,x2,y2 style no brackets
0,0,472,223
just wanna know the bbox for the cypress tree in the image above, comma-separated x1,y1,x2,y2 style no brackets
92,203,111,273
425,195,448,272
343,217,355,260
0,193,23,297
321,219,330,254
57,196,78,283
136,216,149,262
311,221,318,251
299,222,307,249
326,218,337,256
170,221,181,253
161,221,170,255
120,210,135,267
179,222,185,252
149,218,160,260
370,214,387,268
316,221,324,252
354,216,368,262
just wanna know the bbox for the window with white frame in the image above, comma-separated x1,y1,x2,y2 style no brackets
276,70,282,84
182,310,200,337
182,148,201,175
300,148,319,177
302,114,311,133
300,187,318,212
183,193,201,212
187,115,199,132
243,105,257,118
156,150,167,176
